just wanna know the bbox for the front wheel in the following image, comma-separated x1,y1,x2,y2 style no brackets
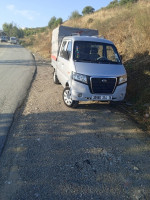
63,87,79,108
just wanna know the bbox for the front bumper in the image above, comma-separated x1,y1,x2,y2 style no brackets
71,80,127,102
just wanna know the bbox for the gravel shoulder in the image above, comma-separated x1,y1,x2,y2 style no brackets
0,54,150,200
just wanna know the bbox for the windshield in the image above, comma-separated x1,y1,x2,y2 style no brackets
73,41,121,64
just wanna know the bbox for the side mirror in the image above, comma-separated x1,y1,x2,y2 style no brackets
63,51,69,60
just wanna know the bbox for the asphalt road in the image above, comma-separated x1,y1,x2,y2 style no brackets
0,43,36,154
0,54,149,200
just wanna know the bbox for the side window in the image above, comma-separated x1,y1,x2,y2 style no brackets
59,40,72,60
66,41,72,59
106,45,119,62
60,41,67,58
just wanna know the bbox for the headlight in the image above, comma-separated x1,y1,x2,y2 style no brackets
72,72,88,84
118,74,127,85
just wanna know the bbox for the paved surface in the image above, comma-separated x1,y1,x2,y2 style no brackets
0,43,36,154
0,54,149,200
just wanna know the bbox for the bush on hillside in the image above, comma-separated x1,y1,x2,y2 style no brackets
107,0,138,8
119,0,138,5
56,18,63,26
48,17,63,29
82,6,95,15
48,16,57,29
69,11,82,20
107,0,119,8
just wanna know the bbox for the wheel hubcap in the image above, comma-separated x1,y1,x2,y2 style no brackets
64,89,73,105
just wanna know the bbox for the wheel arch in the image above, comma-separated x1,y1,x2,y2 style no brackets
65,82,69,87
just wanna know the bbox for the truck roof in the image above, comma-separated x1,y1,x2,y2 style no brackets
62,35,114,45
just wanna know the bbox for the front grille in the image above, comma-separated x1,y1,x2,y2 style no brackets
90,77,117,94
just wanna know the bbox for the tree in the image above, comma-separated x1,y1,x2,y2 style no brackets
48,16,57,29
56,18,63,26
82,6,95,15
69,11,81,20
3,23,12,36
2,23,24,38
48,17,63,29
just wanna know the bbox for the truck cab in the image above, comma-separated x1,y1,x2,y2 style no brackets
51,26,127,108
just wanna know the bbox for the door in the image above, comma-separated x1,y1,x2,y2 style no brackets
57,40,72,87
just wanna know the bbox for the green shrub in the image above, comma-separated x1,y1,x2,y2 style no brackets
82,6,95,15
119,0,138,5
69,11,82,20
107,0,119,8
48,16,63,29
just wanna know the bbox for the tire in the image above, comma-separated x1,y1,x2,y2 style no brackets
53,70,60,84
63,87,79,108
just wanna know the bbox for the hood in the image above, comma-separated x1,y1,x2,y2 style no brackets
74,62,126,77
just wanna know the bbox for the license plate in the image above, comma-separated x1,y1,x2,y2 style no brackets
92,95,112,100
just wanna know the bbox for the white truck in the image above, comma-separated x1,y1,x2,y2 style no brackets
10,37,17,44
51,25,127,108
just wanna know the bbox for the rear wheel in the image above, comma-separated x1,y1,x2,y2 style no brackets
63,87,79,108
53,70,60,84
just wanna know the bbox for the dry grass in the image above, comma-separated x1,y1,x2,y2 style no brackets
21,29,52,60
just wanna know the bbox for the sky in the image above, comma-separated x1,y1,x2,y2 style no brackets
0,0,113,29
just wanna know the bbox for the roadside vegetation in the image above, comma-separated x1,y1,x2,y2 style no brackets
2,0,150,130
48,17,63,29
2,23,24,38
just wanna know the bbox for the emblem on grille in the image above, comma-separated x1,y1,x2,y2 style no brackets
101,79,107,83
